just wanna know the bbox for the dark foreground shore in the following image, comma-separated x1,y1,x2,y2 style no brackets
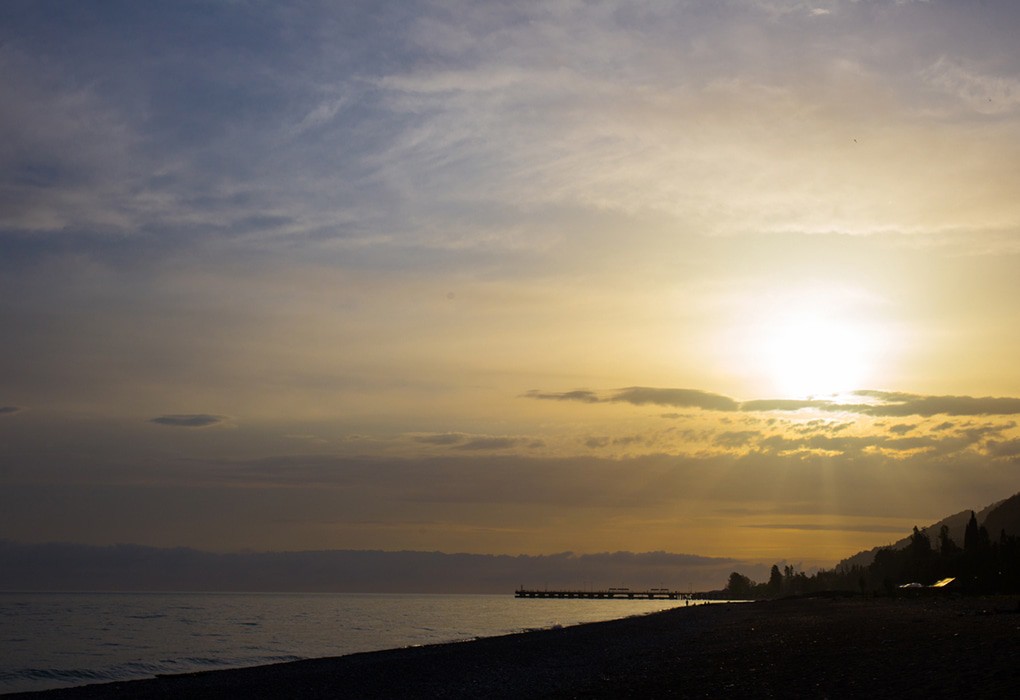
11,595,1020,699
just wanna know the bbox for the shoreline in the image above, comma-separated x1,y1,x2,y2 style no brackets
8,595,1020,698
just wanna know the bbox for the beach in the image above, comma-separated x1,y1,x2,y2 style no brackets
10,595,1020,699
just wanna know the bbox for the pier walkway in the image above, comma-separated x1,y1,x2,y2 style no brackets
515,588,692,600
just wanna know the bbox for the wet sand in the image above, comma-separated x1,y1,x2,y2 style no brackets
11,595,1020,699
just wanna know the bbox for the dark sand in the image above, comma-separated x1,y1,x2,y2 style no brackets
10,595,1020,699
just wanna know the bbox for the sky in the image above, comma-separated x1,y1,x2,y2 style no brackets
3,0,1020,569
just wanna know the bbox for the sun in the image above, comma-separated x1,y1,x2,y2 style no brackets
764,312,871,397
719,286,890,400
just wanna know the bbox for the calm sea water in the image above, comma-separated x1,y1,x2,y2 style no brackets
0,592,701,695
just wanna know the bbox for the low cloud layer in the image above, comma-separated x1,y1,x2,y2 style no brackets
0,541,763,593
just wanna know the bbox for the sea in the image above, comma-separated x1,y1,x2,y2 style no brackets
0,592,702,695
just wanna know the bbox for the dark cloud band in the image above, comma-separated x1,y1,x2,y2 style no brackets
150,414,225,428
524,387,739,411
526,386,1020,418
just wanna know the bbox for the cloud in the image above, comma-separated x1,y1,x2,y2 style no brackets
522,389,601,403
715,431,759,448
149,414,225,428
3,0,1020,562
0,406,21,415
985,440,1020,458
751,421,1014,459
3,0,1017,268
847,391,1020,417
757,392,1020,418
35,446,1016,531
524,387,739,411
454,437,520,451
529,386,1020,419
611,387,741,411
414,433,466,445
521,385,1020,460
747,0,837,17
739,399,831,412
923,57,1020,115
413,434,531,450
289,97,352,136
0,541,758,594
743,523,908,534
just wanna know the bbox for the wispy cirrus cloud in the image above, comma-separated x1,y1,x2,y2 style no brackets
923,56,1020,116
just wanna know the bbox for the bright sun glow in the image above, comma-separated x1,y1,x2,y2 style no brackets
740,289,886,399
765,313,871,397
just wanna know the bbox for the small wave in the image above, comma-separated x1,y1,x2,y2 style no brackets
256,654,303,664
177,656,228,666
1,667,118,684
126,613,168,620
119,661,178,675
0,658,190,691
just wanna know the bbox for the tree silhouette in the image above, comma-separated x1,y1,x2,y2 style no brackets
725,571,753,598
938,524,959,557
718,512,1020,598
767,565,783,596
964,511,980,553
905,526,933,582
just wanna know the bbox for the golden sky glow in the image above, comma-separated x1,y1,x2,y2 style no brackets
3,0,1020,573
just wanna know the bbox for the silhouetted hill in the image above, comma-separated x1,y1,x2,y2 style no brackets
981,491,1020,541
837,494,1015,571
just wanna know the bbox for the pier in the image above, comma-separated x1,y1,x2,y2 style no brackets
515,587,692,600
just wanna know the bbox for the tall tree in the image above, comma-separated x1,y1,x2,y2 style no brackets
964,511,980,553
767,564,783,596
938,524,958,557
